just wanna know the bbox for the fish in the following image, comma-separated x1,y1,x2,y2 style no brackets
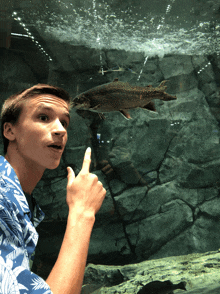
72,79,177,119
98,66,125,74
137,280,187,294
98,66,137,74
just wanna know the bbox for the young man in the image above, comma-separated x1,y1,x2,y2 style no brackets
0,84,106,294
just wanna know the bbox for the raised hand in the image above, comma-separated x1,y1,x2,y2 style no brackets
66,147,106,217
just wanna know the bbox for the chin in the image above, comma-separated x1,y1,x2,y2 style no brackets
46,160,61,170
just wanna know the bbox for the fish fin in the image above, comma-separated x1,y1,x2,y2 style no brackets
158,80,168,90
120,110,132,119
143,101,156,112
113,78,119,82
90,104,100,110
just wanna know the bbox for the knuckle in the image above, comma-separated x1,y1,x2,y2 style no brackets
98,181,103,188
79,171,88,179
83,159,91,168
91,173,98,181
84,158,91,165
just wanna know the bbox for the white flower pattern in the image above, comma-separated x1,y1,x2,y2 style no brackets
0,156,53,293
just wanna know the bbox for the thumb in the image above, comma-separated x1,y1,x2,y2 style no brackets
67,166,75,184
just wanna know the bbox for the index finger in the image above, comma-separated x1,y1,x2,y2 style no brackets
81,147,91,173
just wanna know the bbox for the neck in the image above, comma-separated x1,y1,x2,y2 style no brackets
5,147,45,195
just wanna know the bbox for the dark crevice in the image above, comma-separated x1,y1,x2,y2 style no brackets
107,180,137,257
154,120,188,185
84,117,137,258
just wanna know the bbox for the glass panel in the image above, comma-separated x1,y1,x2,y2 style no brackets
0,0,220,290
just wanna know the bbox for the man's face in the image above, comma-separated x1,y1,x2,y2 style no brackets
7,94,70,171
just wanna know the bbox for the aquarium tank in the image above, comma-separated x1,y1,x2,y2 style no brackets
1,0,220,293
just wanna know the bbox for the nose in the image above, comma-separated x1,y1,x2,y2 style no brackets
52,119,67,137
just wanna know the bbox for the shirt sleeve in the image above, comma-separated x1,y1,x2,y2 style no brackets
0,199,53,294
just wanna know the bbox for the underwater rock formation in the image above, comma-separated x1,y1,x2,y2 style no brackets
82,249,220,293
33,50,220,278
1,46,220,281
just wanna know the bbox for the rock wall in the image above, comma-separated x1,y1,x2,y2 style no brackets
1,47,220,281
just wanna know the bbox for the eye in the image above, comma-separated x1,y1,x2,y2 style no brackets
39,114,49,121
61,120,69,129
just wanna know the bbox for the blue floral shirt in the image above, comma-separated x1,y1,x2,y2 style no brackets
0,156,53,293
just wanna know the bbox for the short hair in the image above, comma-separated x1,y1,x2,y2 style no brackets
0,84,72,155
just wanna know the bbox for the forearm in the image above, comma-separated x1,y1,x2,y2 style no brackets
46,148,106,294
46,209,95,294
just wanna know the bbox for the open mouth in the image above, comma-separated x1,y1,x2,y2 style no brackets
48,144,62,150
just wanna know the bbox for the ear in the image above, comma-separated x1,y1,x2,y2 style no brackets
3,122,16,141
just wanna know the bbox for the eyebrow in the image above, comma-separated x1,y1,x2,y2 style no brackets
36,105,70,122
